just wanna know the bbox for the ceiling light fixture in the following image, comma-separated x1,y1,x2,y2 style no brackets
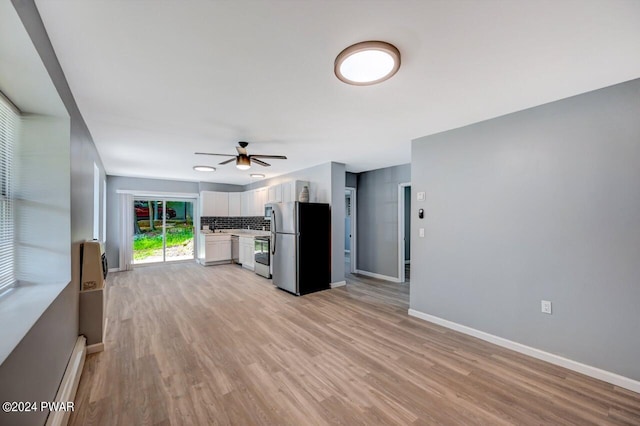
193,165,216,172
335,41,400,86
236,154,251,170
250,173,265,179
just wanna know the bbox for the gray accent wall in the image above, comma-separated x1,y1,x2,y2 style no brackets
346,172,358,188
1,2,107,425
0,283,77,426
199,181,244,192
356,164,411,278
411,78,640,380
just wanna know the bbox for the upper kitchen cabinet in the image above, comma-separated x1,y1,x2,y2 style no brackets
228,192,241,216
253,187,267,216
241,190,252,216
282,180,310,203
267,184,283,203
240,188,268,216
200,191,229,217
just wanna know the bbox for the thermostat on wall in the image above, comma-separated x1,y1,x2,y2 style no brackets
417,192,425,201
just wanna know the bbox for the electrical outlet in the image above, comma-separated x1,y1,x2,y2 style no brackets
419,228,425,237
541,300,552,314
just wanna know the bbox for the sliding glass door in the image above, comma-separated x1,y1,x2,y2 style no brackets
133,199,194,264
165,200,195,262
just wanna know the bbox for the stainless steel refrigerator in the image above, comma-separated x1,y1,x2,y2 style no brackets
268,202,330,295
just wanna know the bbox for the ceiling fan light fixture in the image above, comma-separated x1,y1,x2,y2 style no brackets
236,155,251,170
193,165,216,172
335,41,400,86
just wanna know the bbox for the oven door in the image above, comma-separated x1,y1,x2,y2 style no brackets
255,239,270,265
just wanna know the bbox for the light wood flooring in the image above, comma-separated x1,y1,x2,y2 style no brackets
71,263,640,425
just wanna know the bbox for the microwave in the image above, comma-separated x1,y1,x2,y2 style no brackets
264,204,273,220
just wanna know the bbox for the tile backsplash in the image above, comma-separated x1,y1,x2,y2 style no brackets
201,216,270,231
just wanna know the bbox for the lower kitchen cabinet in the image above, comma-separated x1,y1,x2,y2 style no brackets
238,236,255,270
199,233,232,265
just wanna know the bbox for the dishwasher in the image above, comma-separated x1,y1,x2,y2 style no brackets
231,235,240,264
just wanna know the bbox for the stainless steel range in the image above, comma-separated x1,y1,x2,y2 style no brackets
254,236,271,279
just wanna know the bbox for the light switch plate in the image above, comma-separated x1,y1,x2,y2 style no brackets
417,192,425,201
419,228,425,237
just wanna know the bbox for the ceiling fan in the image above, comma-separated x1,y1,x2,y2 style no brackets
195,141,287,170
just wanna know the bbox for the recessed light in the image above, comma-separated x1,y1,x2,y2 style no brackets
193,165,216,172
335,41,400,86
250,173,265,179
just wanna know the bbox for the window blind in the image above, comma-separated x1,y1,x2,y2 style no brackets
0,92,19,293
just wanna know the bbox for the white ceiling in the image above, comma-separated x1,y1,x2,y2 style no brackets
35,0,640,185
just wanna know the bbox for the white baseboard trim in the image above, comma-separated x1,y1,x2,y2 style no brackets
46,336,86,426
407,308,640,394
86,342,104,354
355,269,401,283
331,280,346,288
108,267,120,273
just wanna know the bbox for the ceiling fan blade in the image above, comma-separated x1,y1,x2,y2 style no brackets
249,154,287,159
251,158,271,167
195,152,235,156
218,157,236,165
236,146,248,156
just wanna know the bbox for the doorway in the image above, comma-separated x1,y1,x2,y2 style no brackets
133,199,195,265
345,187,357,274
398,183,411,282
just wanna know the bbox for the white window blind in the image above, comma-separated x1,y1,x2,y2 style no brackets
0,92,19,293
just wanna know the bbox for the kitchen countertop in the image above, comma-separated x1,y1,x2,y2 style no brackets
200,229,270,237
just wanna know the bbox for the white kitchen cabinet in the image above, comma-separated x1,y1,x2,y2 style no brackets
239,236,255,270
200,191,229,217
199,233,232,265
200,191,215,216
253,187,267,216
241,190,252,216
282,180,310,203
267,184,282,203
282,182,293,203
212,192,229,216
228,192,241,216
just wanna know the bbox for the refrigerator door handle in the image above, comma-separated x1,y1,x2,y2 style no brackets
271,210,276,255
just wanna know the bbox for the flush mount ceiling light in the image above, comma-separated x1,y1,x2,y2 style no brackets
236,155,251,170
193,165,216,172
250,173,265,178
334,41,401,86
